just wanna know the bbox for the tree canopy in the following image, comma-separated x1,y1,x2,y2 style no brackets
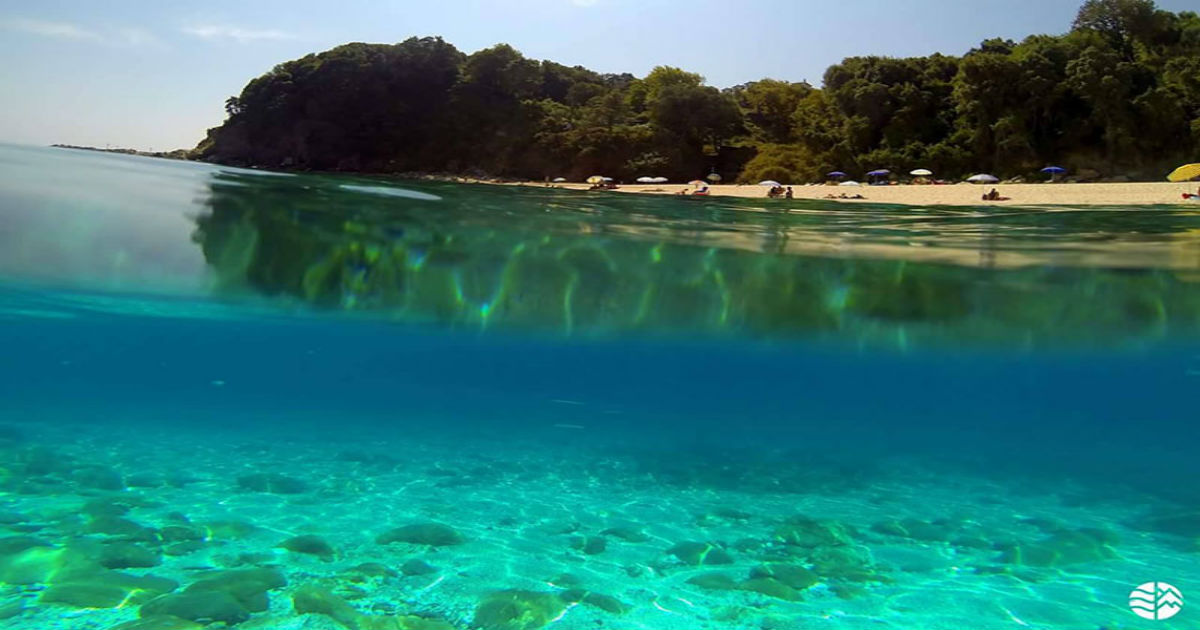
196,2,1200,183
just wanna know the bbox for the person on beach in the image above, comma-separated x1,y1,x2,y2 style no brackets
785,186,793,199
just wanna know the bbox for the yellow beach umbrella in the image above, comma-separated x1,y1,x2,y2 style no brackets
1167,163,1200,182
586,175,605,184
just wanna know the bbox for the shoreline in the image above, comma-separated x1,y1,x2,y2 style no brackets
513,181,1200,207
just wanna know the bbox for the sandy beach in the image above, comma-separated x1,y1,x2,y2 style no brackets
530,181,1200,207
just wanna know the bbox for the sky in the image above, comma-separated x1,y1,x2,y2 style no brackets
0,0,1195,151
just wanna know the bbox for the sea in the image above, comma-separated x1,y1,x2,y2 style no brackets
0,143,1196,629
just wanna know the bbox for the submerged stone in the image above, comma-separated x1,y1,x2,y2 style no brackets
473,590,566,630
749,564,818,590
998,529,1118,567
599,526,649,543
278,535,335,561
667,541,733,565
141,590,249,625
41,582,129,608
73,466,125,491
739,577,803,601
109,616,204,630
400,559,436,576
98,542,162,569
236,473,309,494
349,562,398,579
773,517,855,548
570,535,606,555
377,523,465,547
293,584,363,629
558,589,628,614
685,572,739,591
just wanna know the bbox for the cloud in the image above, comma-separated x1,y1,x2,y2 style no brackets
1,17,161,47
1,17,103,41
182,25,294,43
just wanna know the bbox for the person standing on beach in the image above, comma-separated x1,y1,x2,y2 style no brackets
785,187,793,199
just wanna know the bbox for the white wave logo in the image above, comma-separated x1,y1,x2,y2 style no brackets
1129,582,1184,620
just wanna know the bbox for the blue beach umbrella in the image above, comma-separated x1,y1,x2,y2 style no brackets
827,171,847,178
866,169,890,177
1041,166,1066,174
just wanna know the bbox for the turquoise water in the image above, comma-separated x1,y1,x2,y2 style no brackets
0,144,1197,629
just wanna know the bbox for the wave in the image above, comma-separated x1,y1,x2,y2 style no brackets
339,184,442,201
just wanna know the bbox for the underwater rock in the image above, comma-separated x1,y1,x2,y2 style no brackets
998,529,1118,567
236,473,309,494
108,616,204,630
773,516,855,548
278,535,335,561
161,524,206,543
42,572,176,608
349,562,398,579
400,559,436,576
376,523,465,547
202,520,259,540
164,541,206,557
73,466,125,491
0,601,25,620
749,564,818,590
473,590,566,630
684,572,739,591
870,518,954,542
599,526,649,543
98,542,162,569
0,544,98,584
293,584,364,629
667,541,733,565
82,498,131,518
184,567,287,613
0,512,28,526
125,473,165,488
569,535,606,555
85,516,159,542
739,577,803,601
141,590,250,625
1143,511,1200,539
547,573,581,587
808,545,885,583
558,589,629,614
41,582,130,608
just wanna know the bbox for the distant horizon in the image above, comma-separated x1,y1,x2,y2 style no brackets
2,0,1197,151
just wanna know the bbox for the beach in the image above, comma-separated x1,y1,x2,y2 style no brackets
534,181,1200,207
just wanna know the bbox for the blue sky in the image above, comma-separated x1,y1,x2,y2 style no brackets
1,0,1194,150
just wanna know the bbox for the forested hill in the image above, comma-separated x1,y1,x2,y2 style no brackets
194,0,1200,183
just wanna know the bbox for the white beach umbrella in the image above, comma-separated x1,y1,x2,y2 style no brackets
552,177,566,182
758,180,783,187
636,176,655,183
839,180,860,186
652,176,669,183
967,174,1000,184
910,169,933,176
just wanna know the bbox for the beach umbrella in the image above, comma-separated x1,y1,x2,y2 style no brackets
652,177,669,183
910,169,933,177
1167,163,1200,182
866,169,891,177
967,174,1000,184
758,180,783,187
586,175,605,184
838,181,860,187
636,176,655,183
827,171,847,178
1041,166,1066,174
552,177,567,182
706,173,722,182
687,180,707,187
